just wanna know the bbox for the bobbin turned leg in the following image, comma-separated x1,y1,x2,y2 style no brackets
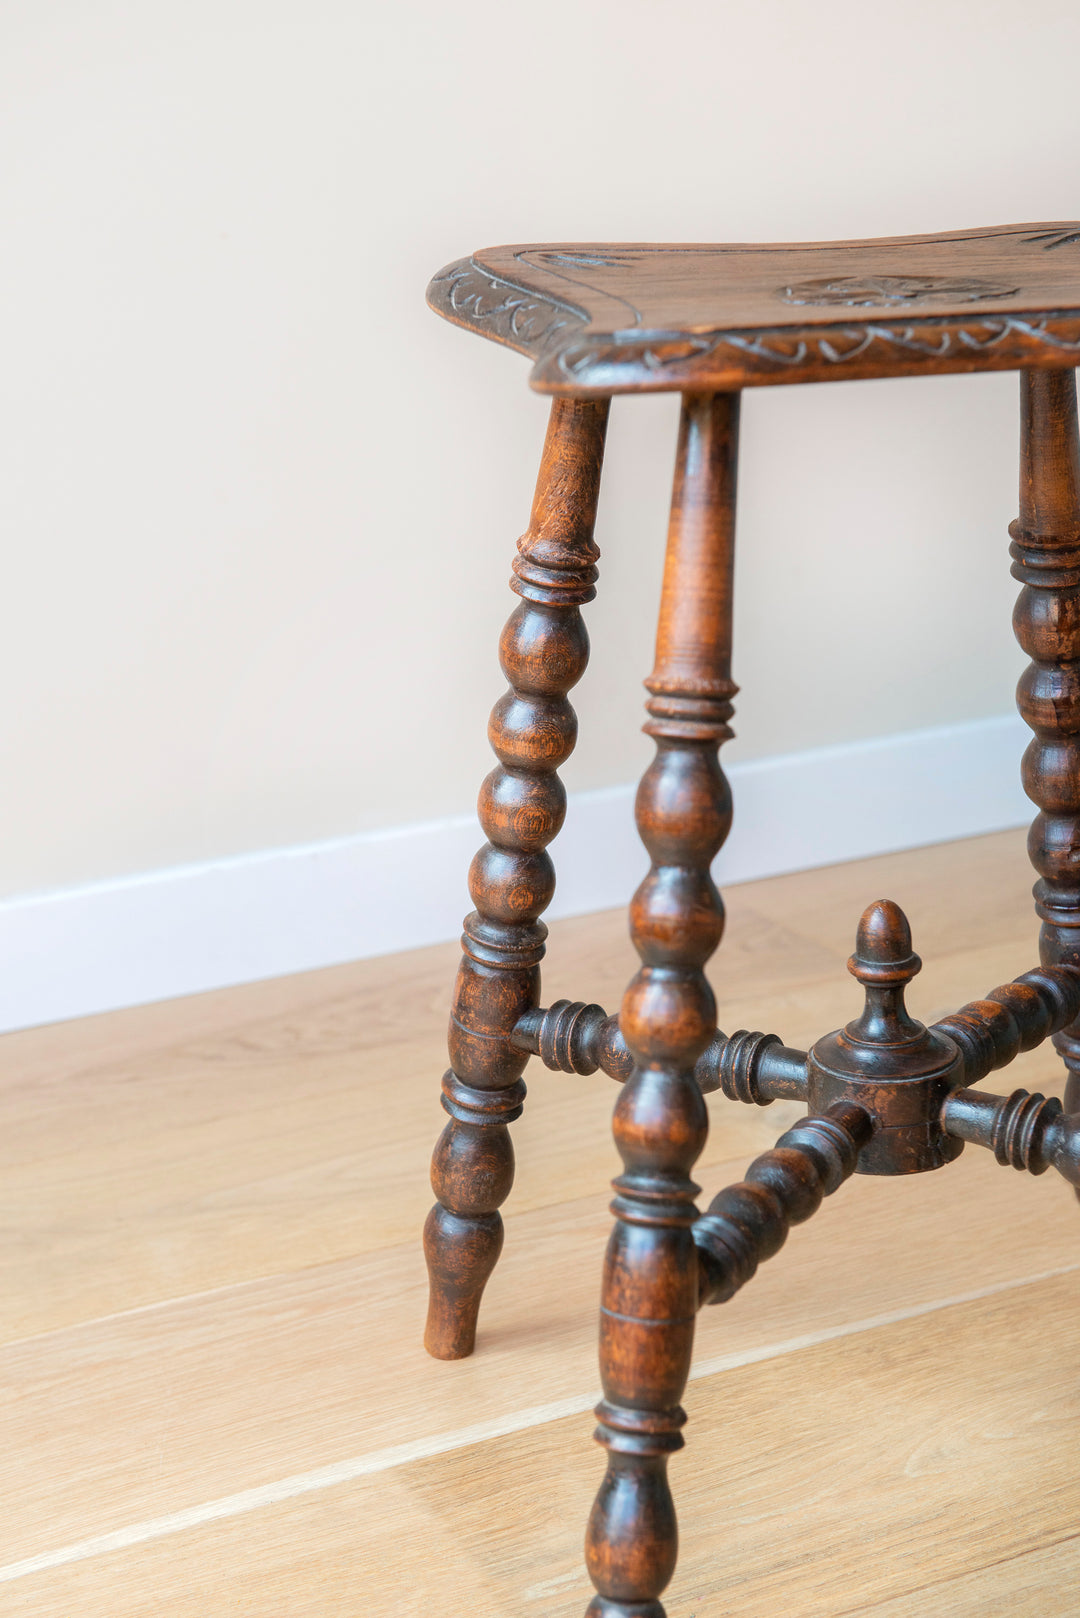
1012,369,1080,1121
585,393,739,1616
423,396,610,1360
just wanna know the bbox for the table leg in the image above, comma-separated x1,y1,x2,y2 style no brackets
585,392,740,1614
1012,368,1080,1132
423,395,609,1359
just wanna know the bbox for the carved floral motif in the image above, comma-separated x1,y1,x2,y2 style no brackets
781,274,1020,307
429,247,1080,387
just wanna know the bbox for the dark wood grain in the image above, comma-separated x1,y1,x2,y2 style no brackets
584,393,739,1617
693,1103,871,1306
512,998,807,1099
422,229,1080,1614
428,225,1080,394
1012,368,1080,1123
806,900,963,1174
934,963,1080,1086
423,395,609,1359
942,1083,1080,1184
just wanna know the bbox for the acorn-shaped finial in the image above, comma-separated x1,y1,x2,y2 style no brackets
808,897,963,1174
848,899,922,987
845,900,923,1043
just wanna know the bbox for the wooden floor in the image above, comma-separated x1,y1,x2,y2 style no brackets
3,828,1079,1615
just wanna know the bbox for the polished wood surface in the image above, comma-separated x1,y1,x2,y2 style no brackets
586,392,739,1614
5,832,1080,1614
412,341,1080,1609
804,900,963,1174
1013,367,1080,1114
423,395,609,1358
428,224,1080,393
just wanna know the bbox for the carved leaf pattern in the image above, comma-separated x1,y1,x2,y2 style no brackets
557,315,1080,379
1023,228,1080,250
534,251,646,269
430,250,1080,383
781,274,1019,307
429,260,586,352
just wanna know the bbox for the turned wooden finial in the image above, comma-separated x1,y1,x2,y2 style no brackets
849,899,920,980
847,900,922,1043
808,899,962,1174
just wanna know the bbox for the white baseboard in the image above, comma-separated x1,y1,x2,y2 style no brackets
0,714,1030,1034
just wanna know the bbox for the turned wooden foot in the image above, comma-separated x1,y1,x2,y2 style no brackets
424,1206,503,1360
424,1091,517,1359
419,225,1080,1609
1013,367,1080,1179
585,392,740,1614
423,394,610,1359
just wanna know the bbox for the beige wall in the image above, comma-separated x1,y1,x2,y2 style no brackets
0,0,1077,899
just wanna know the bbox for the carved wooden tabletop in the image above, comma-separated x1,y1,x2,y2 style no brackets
428,223,1080,394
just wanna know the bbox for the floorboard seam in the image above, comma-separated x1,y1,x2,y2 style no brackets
3,1261,1076,1586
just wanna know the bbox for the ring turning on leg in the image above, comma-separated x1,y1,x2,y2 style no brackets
423,395,610,1359
585,392,741,1616
1013,368,1080,1119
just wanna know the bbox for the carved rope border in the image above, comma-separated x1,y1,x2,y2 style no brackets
428,256,1080,385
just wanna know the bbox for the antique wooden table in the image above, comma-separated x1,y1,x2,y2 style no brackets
421,224,1080,1616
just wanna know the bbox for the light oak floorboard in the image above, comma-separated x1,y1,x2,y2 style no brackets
4,828,1078,1613
0,830,1040,1341
3,1147,1077,1566
860,1534,1080,1616
7,1276,1078,1616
